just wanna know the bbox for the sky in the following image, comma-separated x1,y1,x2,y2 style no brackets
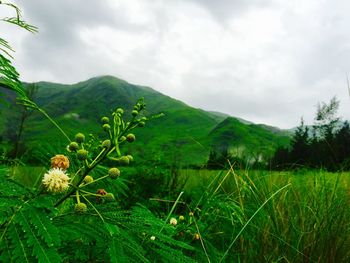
1,0,350,129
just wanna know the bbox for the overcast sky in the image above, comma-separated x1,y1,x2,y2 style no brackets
1,0,350,128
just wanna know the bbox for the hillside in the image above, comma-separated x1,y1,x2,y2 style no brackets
209,117,290,161
0,75,290,165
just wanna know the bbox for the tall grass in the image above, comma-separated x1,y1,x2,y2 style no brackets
177,167,350,262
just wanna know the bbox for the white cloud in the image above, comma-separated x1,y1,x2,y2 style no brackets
2,0,350,128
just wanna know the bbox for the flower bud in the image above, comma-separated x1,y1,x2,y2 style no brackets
116,108,124,115
77,149,88,160
103,124,111,132
179,215,185,221
68,142,79,152
132,110,138,117
101,116,109,124
189,212,194,217
126,134,135,143
119,136,126,142
51,154,70,170
108,167,120,179
118,156,130,166
75,133,85,143
74,203,87,214
138,121,145,127
102,139,111,148
150,236,156,241
169,218,177,226
126,155,134,162
104,193,115,202
194,233,200,240
83,175,94,184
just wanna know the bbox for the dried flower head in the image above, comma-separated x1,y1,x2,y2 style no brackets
42,168,70,193
51,154,70,170
169,218,178,226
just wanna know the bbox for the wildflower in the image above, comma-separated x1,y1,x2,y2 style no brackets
51,154,70,170
42,168,70,193
169,218,177,226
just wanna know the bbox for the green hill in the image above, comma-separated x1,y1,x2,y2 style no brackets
209,117,290,161
0,75,290,165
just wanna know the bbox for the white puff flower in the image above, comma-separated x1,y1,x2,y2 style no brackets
169,218,177,226
42,168,70,193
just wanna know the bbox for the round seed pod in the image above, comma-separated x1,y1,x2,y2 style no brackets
108,167,120,179
75,133,85,143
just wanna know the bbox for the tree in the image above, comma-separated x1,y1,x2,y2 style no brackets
290,118,309,166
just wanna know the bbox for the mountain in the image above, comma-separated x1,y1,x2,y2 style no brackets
0,75,291,165
209,117,290,160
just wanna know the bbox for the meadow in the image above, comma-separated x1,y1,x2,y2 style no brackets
4,163,350,262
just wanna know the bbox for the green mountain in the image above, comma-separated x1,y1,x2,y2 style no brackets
209,117,290,161
0,75,290,165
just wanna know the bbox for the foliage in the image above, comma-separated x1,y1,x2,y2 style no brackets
271,97,350,171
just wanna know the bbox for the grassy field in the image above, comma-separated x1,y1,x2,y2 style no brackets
7,165,349,262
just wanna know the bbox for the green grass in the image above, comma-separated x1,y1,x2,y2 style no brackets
174,168,350,262
6,163,349,262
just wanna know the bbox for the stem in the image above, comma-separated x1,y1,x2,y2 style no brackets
159,191,184,234
79,175,109,188
54,146,111,207
38,108,71,143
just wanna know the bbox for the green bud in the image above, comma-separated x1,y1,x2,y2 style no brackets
77,149,88,160
74,203,87,214
116,108,124,115
132,110,138,117
118,156,130,166
75,133,85,143
138,121,145,127
83,175,94,184
108,167,120,179
103,124,111,132
119,136,126,142
101,116,109,124
141,117,147,121
102,139,111,148
127,155,134,162
104,193,115,202
68,142,79,152
179,215,185,221
126,134,135,143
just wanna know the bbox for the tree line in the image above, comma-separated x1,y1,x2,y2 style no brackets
270,97,350,171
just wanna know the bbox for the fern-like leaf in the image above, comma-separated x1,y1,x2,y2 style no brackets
16,210,61,263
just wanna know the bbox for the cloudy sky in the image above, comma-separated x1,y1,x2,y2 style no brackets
1,0,350,128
